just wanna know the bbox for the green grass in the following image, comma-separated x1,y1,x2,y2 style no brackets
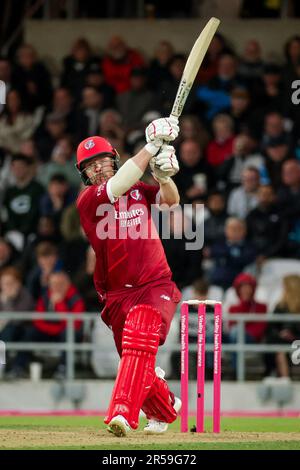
1,416,300,450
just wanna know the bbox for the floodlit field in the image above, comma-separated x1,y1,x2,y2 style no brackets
0,416,300,450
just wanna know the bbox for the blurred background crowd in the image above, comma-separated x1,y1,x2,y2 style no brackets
0,23,300,380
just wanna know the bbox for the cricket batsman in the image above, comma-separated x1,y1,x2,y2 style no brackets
76,116,182,436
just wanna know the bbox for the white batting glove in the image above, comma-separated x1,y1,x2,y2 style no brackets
150,145,179,184
145,116,179,156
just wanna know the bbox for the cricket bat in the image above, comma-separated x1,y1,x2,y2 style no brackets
170,17,220,117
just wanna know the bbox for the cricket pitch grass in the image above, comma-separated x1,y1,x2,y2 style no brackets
0,416,300,450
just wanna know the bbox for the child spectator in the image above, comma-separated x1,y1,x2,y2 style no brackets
228,273,267,341
26,241,63,300
227,273,267,375
7,271,85,379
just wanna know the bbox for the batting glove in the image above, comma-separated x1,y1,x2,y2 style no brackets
150,144,179,184
145,116,179,156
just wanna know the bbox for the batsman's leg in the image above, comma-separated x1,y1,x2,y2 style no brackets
105,304,161,434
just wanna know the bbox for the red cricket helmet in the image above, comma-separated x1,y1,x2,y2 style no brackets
76,136,120,185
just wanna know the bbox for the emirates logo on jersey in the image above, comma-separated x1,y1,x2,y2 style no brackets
130,189,142,201
84,139,95,150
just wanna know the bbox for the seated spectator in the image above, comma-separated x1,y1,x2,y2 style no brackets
148,40,174,90
204,191,227,247
74,245,100,312
197,33,230,84
217,134,264,194
247,185,288,262
197,53,244,120
35,112,67,162
177,115,210,148
1,153,45,248
27,241,63,300
209,217,256,289
52,87,76,135
75,86,106,142
40,174,76,233
284,35,300,81
37,136,79,189
61,37,99,100
227,167,260,219
13,44,53,109
99,109,125,154
262,136,291,189
159,54,197,115
261,111,292,151
252,63,284,115
7,271,85,379
228,88,254,134
238,40,264,86
102,36,145,94
85,63,115,109
227,273,267,375
277,159,300,257
206,114,235,167
116,67,157,130
20,216,61,275
0,89,39,153
265,275,300,377
161,210,202,289
174,139,215,202
0,267,34,343
0,239,17,269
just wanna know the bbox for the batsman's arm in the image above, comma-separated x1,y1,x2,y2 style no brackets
108,147,156,199
157,178,180,207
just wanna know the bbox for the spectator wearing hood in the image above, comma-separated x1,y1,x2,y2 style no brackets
228,273,267,343
226,273,267,377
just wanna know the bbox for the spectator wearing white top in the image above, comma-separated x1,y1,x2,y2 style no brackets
227,166,260,219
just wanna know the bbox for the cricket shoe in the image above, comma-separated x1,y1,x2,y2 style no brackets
107,415,131,437
143,396,182,434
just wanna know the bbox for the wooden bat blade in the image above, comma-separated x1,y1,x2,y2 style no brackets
171,17,220,117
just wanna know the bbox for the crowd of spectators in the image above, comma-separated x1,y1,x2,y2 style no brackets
1,32,300,379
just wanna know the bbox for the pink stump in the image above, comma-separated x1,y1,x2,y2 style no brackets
197,303,206,433
180,303,189,433
213,302,222,433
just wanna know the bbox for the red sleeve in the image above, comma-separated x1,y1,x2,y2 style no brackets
76,183,113,223
138,182,160,206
